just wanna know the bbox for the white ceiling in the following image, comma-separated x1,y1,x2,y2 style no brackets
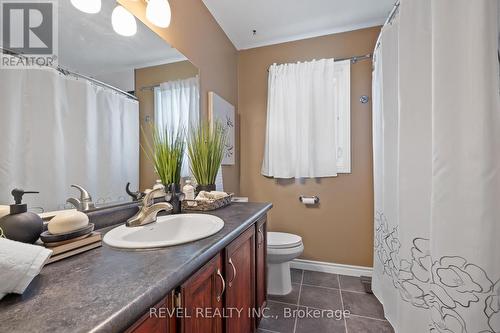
58,0,187,78
202,0,395,50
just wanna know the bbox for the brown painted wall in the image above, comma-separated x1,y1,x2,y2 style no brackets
238,27,380,267
119,0,240,194
135,61,199,189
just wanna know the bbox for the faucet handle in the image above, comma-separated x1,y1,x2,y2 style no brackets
142,187,164,207
70,184,92,201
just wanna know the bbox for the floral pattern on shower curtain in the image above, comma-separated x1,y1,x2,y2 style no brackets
372,1,500,332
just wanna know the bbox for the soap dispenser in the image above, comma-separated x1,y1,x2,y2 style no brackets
183,179,195,200
0,189,44,244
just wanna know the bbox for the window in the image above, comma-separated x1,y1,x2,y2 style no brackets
154,76,199,177
262,58,351,178
334,60,351,173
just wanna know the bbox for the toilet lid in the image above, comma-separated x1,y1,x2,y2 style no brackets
267,232,302,249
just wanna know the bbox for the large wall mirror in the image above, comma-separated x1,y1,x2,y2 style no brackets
0,1,199,213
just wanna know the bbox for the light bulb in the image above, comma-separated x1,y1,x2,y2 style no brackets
146,0,171,28
70,0,101,14
112,6,137,37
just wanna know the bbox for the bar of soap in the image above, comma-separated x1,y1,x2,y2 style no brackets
48,211,89,235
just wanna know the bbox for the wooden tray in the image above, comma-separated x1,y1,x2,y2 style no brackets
182,194,233,211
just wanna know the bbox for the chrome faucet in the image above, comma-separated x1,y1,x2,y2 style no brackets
66,184,95,211
126,187,173,227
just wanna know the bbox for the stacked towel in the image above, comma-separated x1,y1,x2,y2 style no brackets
195,191,228,201
0,238,52,300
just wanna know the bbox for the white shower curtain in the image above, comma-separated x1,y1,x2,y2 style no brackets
0,66,139,212
154,76,200,178
372,1,500,332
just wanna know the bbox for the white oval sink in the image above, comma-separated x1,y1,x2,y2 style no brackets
103,214,224,249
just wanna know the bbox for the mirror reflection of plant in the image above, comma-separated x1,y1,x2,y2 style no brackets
188,121,227,186
142,124,186,186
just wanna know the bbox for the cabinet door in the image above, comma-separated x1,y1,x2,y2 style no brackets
180,254,224,333
255,216,267,322
166,292,177,333
225,226,256,333
126,295,176,333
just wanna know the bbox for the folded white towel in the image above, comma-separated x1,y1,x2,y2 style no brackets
195,191,211,201
195,191,228,201
210,191,229,199
0,238,52,300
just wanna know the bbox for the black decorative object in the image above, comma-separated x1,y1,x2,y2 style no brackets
125,182,145,201
165,183,184,214
40,224,94,243
196,184,216,196
0,189,44,244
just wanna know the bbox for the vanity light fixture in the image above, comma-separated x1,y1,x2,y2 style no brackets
71,0,170,36
70,0,102,14
112,5,137,37
146,0,171,28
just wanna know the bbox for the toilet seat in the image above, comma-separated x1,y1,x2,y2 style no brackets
268,232,302,249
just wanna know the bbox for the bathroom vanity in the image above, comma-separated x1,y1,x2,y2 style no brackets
0,203,271,333
128,214,266,333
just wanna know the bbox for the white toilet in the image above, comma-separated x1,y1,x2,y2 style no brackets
267,232,304,295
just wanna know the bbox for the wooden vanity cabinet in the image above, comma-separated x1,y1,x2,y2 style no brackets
178,254,224,333
125,295,176,333
224,226,256,333
128,214,267,333
255,216,267,324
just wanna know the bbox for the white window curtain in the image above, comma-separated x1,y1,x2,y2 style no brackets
0,65,139,212
261,58,351,178
154,76,200,178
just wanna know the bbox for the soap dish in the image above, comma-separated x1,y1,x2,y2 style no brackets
40,224,94,244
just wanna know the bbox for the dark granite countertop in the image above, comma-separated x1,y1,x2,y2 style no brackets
0,202,272,333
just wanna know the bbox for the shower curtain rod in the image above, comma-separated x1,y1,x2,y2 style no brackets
375,0,401,49
266,54,373,72
0,47,138,101
58,68,138,101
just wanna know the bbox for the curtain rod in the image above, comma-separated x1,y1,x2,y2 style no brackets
140,75,199,91
267,54,372,72
375,0,401,49
141,84,160,92
58,68,138,101
0,47,138,101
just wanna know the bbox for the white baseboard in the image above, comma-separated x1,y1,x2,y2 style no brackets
290,259,373,277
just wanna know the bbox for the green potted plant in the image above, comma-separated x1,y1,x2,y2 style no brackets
143,124,185,212
188,121,227,194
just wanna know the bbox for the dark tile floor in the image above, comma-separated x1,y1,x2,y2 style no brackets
258,269,394,333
